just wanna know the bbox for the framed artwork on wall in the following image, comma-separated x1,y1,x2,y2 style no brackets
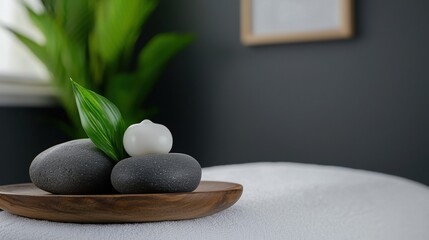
240,0,354,46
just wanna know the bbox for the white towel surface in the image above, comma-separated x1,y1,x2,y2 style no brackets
1,162,429,240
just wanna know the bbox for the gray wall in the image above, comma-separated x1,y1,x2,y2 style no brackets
149,0,429,184
0,0,428,185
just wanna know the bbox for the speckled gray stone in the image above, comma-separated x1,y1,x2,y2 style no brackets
29,139,114,194
111,153,202,194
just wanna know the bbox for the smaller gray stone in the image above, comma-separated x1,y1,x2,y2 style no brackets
111,153,202,194
29,139,114,194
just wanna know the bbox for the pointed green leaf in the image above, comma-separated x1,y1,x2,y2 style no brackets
71,79,127,162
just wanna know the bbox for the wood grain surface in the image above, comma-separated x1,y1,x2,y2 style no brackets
0,181,243,223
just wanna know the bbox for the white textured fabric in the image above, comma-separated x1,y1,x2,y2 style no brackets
1,162,429,240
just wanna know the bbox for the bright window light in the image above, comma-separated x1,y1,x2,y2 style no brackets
0,0,49,84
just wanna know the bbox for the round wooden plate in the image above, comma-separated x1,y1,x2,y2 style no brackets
0,181,243,223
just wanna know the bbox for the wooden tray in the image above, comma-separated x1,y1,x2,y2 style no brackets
0,181,242,223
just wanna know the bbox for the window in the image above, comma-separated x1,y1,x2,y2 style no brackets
0,0,55,106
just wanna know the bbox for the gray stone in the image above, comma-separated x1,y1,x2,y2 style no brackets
111,153,202,194
29,139,114,194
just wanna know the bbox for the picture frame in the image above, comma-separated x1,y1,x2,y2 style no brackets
240,0,354,46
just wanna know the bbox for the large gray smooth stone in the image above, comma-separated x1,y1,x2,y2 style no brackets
29,139,114,194
111,153,202,194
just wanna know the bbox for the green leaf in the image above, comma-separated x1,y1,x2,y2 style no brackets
6,27,80,134
5,0,195,141
41,0,56,15
105,73,137,115
105,33,194,116
88,0,159,88
71,79,127,162
136,33,194,104
90,0,158,71
52,0,95,45
24,5,88,87
15,4,90,135
5,28,50,69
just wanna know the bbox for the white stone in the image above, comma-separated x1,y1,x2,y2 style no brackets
123,119,173,157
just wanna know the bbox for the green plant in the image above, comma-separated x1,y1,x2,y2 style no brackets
71,79,126,161
6,0,193,137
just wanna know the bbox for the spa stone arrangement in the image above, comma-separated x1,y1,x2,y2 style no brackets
0,79,242,224
29,80,202,195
